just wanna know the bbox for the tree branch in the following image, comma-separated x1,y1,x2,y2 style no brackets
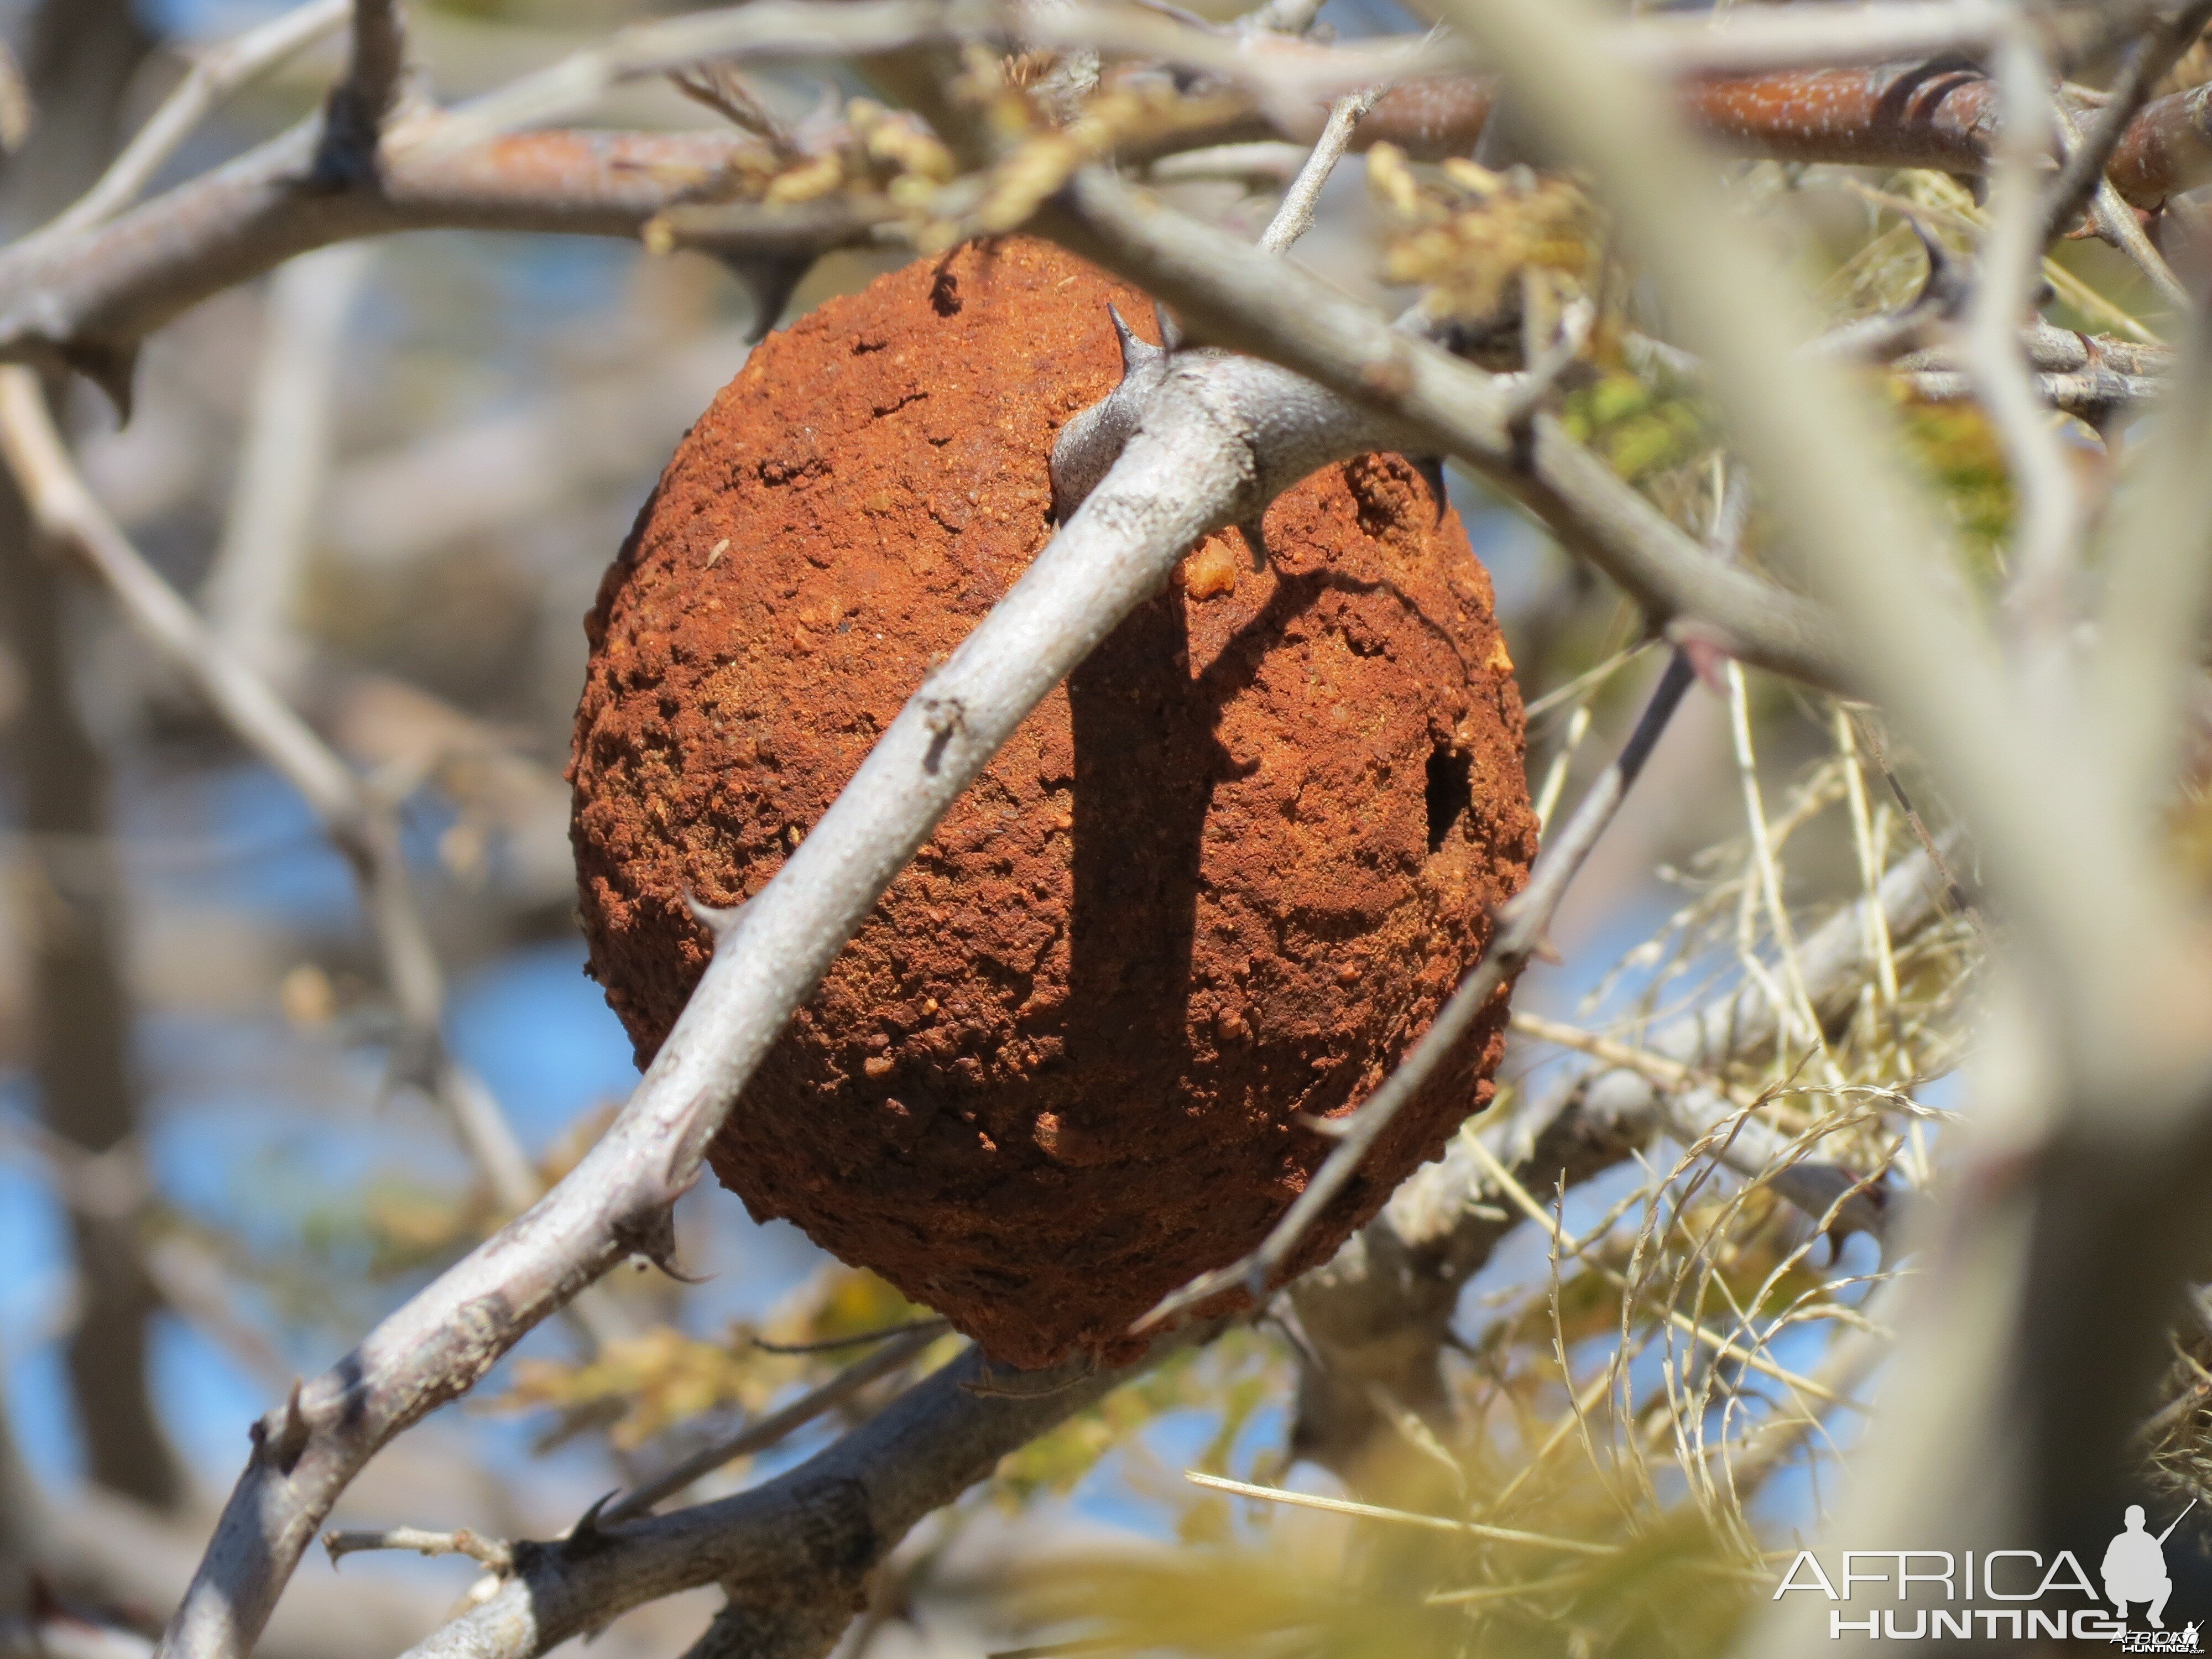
40,0,350,240
2042,0,2212,243
1037,170,1856,691
0,120,856,401
394,1338,1200,1659
142,241,1411,1659
0,369,636,1350
1289,834,1959,1473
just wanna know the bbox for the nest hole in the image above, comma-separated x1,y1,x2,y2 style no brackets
1425,744,1472,853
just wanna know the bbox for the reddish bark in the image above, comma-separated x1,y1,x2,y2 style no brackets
1357,62,2211,209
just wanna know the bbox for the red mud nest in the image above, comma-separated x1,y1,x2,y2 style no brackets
570,237,1537,1369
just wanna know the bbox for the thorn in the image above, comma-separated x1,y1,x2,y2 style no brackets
270,1376,311,1474
1529,933,1563,967
624,1202,707,1282
1237,519,1269,571
1152,299,1184,354
563,1491,620,1557
61,338,137,424
645,1243,711,1286
1413,455,1449,525
685,888,745,939
1105,304,1164,377
727,255,808,345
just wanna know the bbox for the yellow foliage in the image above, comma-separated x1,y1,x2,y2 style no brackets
489,1266,937,1451
1886,383,2015,575
1559,371,1708,484
1368,144,1598,326
501,1326,765,1449
959,81,1254,246
991,1330,1289,1507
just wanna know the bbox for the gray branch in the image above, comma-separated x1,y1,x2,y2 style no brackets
1038,170,1858,692
394,1339,1196,1659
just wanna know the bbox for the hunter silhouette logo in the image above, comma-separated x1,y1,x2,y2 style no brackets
2105,1503,2189,1629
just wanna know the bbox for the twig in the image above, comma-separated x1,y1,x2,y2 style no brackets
1256,85,1379,255
0,122,860,399
202,244,373,682
1609,1,2016,79
602,1324,945,1523
1970,25,2084,637
1289,834,1952,1470
144,214,1408,1659
1042,172,1857,692
749,1317,950,1354
1463,1133,1854,1410
2053,100,2192,311
1133,650,1698,1334
41,0,350,241
0,371,564,1254
391,1338,1198,1659
1891,365,2157,420
322,1527,514,1573
319,0,410,181
2042,0,2212,246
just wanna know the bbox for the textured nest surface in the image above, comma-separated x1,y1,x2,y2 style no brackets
570,238,1537,1368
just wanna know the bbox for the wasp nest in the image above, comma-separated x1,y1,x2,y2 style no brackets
570,237,1537,1369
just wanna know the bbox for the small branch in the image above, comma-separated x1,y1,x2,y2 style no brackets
0,371,583,1293
1256,85,1378,255
2091,290,2212,826
1892,365,2157,421
2052,97,2191,310
42,0,351,240
749,1317,950,1354
392,1338,1202,1659
2042,0,2212,244
145,234,1404,1659
1609,0,2017,79
1135,650,1698,1334
318,0,409,183
1041,171,1855,691
1970,26,2084,634
1287,834,1957,1472
322,1527,513,1574
0,122,847,396
602,1324,945,1524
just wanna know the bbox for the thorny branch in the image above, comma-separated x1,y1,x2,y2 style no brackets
139,184,1424,1659
15,11,2212,403
0,369,631,1341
